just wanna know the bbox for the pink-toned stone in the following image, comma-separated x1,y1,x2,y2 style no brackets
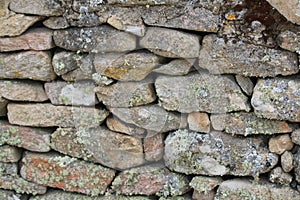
269,134,294,155
144,133,164,162
187,112,210,133
0,145,22,162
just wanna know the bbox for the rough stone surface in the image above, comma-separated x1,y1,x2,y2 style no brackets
107,0,180,5
0,189,28,200
269,167,293,186
192,190,215,200
51,127,145,170
277,30,300,53
269,134,294,155
251,78,300,122
0,120,51,152
281,151,294,173
199,34,299,77
187,112,210,133
189,176,222,194
20,152,115,196
0,80,48,102
45,81,97,106
112,164,190,196
53,26,136,53
164,130,278,176
0,145,22,162
153,59,195,76
92,73,114,86
7,103,108,128
211,112,292,136
144,133,164,162
294,148,300,183
0,51,56,81
43,16,70,29
292,129,300,145
140,27,200,58
155,73,250,113
94,52,161,81
62,66,94,82
0,97,8,116
235,75,254,96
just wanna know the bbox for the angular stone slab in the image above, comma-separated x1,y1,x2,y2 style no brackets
199,34,299,77
0,80,48,102
7,103,109,128
0,51,56,81
155,73,250,113
153,59,195,76
0,189,28,200
164,130,278,176
211,112,292,136
112,164,190,196
235,75,254,96
0,97,8,116
0,120,51,152
251,78,300,122
53,26,136,53
140,27,200,58
45,81,97,106
62,67,94,82
20,152,115,196
43,16,70,29
0,145,22,162
51,127,145,170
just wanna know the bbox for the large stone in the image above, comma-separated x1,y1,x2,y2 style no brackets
0,189,28,200
94,52,160,81
0,80,48,102
0,145,22,162
251,78,300,122
211,112,292,136
144,133,164,162
51,127,145,170
164,129,278,176
0,51,56,81
155,73,250,113
7,103,108,128
112,164,190,197
199,34,299,77
45,81,97,106
269,134,294,155
53,26,136,53
153,59,195,76
0,97,8,116
20,152,115,196
140,27,200,58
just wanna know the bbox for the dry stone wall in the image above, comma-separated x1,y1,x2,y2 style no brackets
1,0,300,199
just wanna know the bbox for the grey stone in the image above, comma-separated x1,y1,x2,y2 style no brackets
92,73,114,86
155,73,250,113
65,10,102,27
292,129,300,145
43,17,70,29
235,75,254,96
0,189,28,200
189,176,222,194
277,30,300,53
0,97,8,116
62,67,94,82
164,129,278,176
269,167,293,186
144,133,164,162
192,190,214,200
281,151,294,173
294,148,300,183
153,59,195,76
0,145,22,162
107,0,180,5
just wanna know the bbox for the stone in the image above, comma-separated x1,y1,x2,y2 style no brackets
164,129,278,177
294,148,300,183
198,34,299,77
269,134,294,155
0,162,47,195
107,0,180,5
53,26,136,53
94,52,161,81
0,80,48,102
0,51,56,81
0,145,22,162
277,30,300,53
43,17,70,29
210,112,292,136
110,105,182,133
192,190,215,200
144,133,164,162
20,152,115,196
269,167,293,186
153,59,195,76
51,127,145,170
72,0,106,12
189,176,222,195
112,164,190,197
235,75,254,96
0,97,8,116
292,129,300,145
45,81,97,106
7,103,108,128
155,73,250,113
95,79,156,107
215,178,300,200
92,73,114,86
65,10,102,27
251,78,300,122
140,27,200,58
0,120,51,152
0,189,28,200
62,66,94,82
187,112,210,133
0,28,54,52
9,0,64,16
281,151,294,173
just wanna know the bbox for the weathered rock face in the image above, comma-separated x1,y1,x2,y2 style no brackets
294,148,300,183
0,189,28,200
277,30,300,53
144,133,164,162
187,112,210,133
189,176,222,195
164,130,278,176
281,151,294,173
153,59,195,76
0,145,22,162
292,129,300,145
269,134,294,155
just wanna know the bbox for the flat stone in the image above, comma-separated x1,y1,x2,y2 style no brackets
164,129,278,176
187,112,210,133
0,98,8,116
53,26,136,53
153,59,195,76
0,51,56,81
43,17,70,29
51,127,145,170
155,73,250,113
0,80,48,102
112,164,190,196
7,103,108,128
110,105,182,133
92,73,114,86
235,75,254,96
281,151,294,173
269,167,293,186
107,0,180,5
62,66,94,82
0,189,28,200
292,129,300,145
140,27,200,58
45,81,97,106
0,145,22,162
144,133,164,162
199,34,299,77
277,30,300,53
0,28,54,52
20,152,115,196
251,78,300,122
95,79,156,107
0,120,51,152
211,112,292,136
189,176,222,194
94,52,161,81
269,134,294,155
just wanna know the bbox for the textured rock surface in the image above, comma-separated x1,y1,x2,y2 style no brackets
144,133,164,162
187,112,210,133
269,134,294,155
62,66,94,82
153,59,195,76
189,176,222,194
281,151,294,173
0,189,28,200
292,129,300,145
277,30,300,53
269,167,293,185
0,145,22,162
43,16,69,29
294,148,300,183
0,97,8,116
164,130,278,176
235,75,254,96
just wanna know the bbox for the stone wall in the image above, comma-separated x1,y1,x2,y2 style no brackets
0,0,300,199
